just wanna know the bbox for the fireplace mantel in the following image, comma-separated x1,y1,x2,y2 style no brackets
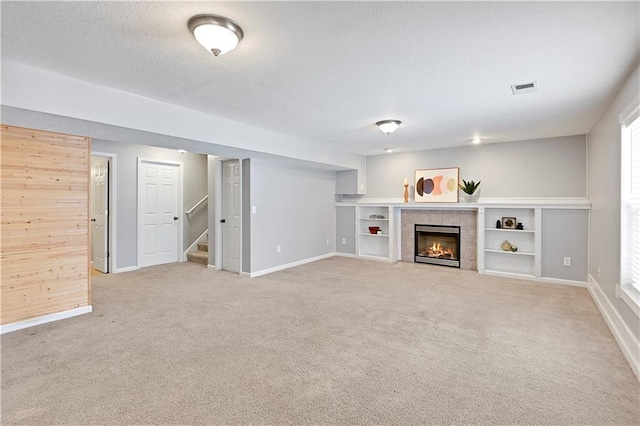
335,197,590,209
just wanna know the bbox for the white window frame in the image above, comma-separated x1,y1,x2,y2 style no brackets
620,98,640,316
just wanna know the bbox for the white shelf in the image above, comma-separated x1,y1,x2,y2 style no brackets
359,253,390,262
357,206,392,260
484,228,534,233
484,270,536,280
480,206,540,277
485,249,534,256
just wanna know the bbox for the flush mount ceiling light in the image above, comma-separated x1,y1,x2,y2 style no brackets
188,14,244,56
472,137,482,144
376,120,401,135
385,148,394,153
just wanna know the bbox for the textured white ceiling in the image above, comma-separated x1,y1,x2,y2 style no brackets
2,1,639,156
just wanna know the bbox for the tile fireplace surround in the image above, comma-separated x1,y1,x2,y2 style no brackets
401,209,477,270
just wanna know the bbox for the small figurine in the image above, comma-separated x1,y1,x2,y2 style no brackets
496,220,502,229
516,222,524,230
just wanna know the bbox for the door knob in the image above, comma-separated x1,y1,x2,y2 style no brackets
173,216,179,221
220,219,226,223
91,219,96,222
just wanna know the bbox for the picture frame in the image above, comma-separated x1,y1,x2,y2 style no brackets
502,217,516,229
414,167,459,203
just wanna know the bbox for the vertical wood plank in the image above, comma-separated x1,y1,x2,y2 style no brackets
1,124,91,325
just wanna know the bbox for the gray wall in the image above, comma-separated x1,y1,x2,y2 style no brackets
335,170,359,194
587,63,640,341
336,206,356,254
362,135,587,199
541,209,588,282
249,158,336,273
91,139,208,270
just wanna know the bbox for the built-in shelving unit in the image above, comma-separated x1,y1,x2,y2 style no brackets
478,207,541,278
336,198,591,286
357,206,393,261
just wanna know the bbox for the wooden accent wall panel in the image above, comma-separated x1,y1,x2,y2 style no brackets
1,125,91,325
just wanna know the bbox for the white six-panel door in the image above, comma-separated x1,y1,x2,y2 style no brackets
138,159,182,268
91,156,109,272
222,160,241,273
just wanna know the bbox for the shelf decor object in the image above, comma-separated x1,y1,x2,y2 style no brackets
501,217,516,229
403,177,409,203
414,167,459,203
459,179,481,203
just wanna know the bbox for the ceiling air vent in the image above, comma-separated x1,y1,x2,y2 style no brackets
511,81,538,95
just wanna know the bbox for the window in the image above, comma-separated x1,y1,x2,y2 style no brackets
621,101,640,314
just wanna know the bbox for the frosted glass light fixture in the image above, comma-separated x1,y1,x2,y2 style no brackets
376,120,401,135
188,15,244,56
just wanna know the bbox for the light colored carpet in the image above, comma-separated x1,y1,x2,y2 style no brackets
1,257,638,425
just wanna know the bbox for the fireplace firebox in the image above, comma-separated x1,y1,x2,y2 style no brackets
414,224,461,268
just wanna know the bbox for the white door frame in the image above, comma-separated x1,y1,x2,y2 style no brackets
214,158,243,273
137,157,184,268
91,151,117,274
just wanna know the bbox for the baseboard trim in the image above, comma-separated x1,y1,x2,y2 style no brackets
587,274,640,381
249,253,335,278
484,270,586,287
113,266,140,273
0,306,93,335
334,252,359,258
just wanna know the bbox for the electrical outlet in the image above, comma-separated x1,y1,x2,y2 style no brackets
615,283,621,298
360,183,364,191
252,205,257,214
563,257,571,267
276,245,281,253
341,238,346,245
597,267,601,278
326,238,330,245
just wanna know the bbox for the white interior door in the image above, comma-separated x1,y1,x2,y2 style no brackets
91,156,109,273
138,159,182,268
222,160,241,273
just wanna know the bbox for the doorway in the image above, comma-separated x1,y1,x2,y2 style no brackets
90,153,115,274
137,158,183,268
221,159,241,273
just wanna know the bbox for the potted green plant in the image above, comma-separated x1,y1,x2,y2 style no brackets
459,179,481,202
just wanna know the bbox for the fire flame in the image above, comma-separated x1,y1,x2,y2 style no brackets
423,241,455,259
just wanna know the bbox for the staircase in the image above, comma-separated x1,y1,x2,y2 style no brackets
186,241,208,265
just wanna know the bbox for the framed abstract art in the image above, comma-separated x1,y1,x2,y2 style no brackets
414,167,459,203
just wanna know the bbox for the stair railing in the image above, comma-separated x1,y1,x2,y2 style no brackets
186,195,208,216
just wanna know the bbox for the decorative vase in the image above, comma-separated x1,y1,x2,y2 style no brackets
461,192,478,203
